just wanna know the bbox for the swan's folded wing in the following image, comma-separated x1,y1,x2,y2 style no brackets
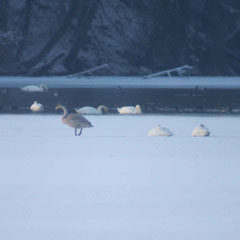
67,114,93,128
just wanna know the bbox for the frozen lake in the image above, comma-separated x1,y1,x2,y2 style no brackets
1,114,240,240
1,76,240,88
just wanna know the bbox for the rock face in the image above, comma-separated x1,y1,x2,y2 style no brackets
1,0,240,76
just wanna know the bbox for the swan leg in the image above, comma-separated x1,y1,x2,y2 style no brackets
78,128,83,136
75,128,77,136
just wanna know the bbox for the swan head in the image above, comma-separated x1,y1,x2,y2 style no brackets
55,104,63,110
40,84,48,92
136,105,142,114
97,105,109,113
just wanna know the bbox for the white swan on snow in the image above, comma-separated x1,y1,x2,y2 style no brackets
117,105,142,114
74,105,109,114
21,84,48,92
148,125,173,137
30,101,43,112
192,124,210,137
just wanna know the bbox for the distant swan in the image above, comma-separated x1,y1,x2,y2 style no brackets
74,105,109,115
56,104,93,136
192,124,210,137
117,105,142,114
30,101,43,112
148,125,173,136
21,84,48,92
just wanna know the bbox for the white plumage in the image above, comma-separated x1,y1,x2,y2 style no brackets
21,84,48,92
148,125,173,137
30,101,43,112
74,105,109,115
192,124,210,137
117,105,142,114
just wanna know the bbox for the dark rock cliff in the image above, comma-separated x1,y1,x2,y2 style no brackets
1,0,240,76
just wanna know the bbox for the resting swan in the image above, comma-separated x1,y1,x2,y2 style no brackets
192,124,210,137
21,84,48,92
117,105,142,114
55,104,93,136
148,125,173,137
30,101,43,112
74,105,109,115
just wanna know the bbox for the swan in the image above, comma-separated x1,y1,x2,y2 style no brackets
148,125,173,137
55,104,93,136
21,83,48,92
30,101,43,112
74,105,109,115
192,124,210,137
117,105,142,114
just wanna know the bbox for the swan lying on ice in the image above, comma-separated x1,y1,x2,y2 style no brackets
192,124,210,137
30,101,43,112
117,105,142,114
21,84,48,92
148,125,173,137
74,105,109,114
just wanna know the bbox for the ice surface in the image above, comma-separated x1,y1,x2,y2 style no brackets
1,76,240,89
0,114,240,240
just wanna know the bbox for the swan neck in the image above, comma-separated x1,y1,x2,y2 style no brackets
61,106,68,118
136,105,142,113
97,105,104,111
40,84,47,91
97,105,108,113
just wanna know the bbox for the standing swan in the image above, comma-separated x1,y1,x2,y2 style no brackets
55,104,93,136
74,105,109,114
117,105,142,114
192,124,210,137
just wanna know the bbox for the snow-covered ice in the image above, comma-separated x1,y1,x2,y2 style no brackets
1,114,240,240
1,76,240,89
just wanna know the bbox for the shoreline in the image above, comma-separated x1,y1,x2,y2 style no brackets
1,86,240,114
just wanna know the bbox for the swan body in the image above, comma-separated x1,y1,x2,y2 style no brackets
30,101,43,112
192,124,210,137
21,84,48,92
56,104,93,136
74,105,109,115
148,125,173,137
117,105,142,114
